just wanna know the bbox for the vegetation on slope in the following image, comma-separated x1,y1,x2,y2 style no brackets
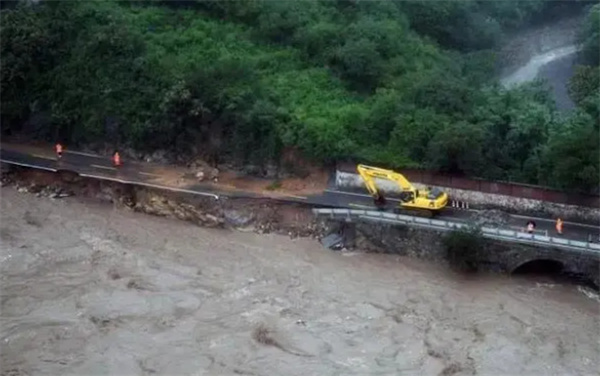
1,1,598,193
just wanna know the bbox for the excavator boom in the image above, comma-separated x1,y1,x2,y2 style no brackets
357,164,416,193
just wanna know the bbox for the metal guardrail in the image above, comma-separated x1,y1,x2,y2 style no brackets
312,208,600,255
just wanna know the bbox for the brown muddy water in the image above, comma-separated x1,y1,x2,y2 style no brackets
1,187,599,376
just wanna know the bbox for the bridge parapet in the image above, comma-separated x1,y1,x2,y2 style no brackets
312,208,600,255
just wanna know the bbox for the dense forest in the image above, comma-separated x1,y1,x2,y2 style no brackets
1,0,598,193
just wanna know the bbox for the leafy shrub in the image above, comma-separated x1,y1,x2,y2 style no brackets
443,226,483,273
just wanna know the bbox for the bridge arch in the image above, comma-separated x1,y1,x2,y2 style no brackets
511,258,565,275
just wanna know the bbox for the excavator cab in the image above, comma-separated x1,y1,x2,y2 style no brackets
427,187,444,200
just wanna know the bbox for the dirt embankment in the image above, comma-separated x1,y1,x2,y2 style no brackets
1,167,327,240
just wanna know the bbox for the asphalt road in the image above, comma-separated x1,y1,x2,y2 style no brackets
1,145,598,243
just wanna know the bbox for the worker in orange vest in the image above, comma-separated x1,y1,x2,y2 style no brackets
113,151,121,167
55,143,63,159
556,218,563,235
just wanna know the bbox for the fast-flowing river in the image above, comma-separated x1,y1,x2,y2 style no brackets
1,186,599,375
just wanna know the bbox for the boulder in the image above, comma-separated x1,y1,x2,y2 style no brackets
224,210,255,227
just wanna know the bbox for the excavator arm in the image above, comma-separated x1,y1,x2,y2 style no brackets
357,164,418,208
357,164,416,193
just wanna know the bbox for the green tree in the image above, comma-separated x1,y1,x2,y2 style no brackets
1,0,597,194
388,108,449,163
1,2,71,133
568,65,599,107
426,121,486,175
579,4,600,65
539,112,600,193
293,21,342,62
330,37,383,91
443,226,483,273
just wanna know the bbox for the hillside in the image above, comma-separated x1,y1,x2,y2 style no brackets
1,0,598,193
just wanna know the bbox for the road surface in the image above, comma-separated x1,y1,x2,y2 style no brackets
1,144,598,244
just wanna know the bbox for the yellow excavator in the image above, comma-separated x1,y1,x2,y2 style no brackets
357,164,448,216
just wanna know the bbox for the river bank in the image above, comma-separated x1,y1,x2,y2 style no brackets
3,164,599,287
2,175,599,375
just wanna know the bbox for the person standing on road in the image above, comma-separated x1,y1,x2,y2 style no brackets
55,143,63,159
113,151,121,167
526,220,536,234
556,218,563,235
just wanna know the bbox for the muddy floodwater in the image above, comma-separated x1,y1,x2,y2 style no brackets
1,188,599,376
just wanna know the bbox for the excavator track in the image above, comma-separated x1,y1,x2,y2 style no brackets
373,198,437,218
392,207,436,218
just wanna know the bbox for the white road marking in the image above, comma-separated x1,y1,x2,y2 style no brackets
139,171,161,177
91,164,116,171
282,194,307,200
65,150,102,158
348,203,374,209
324,189,401,202
0,159,57,172
32,154,55,160
267,192,308,200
